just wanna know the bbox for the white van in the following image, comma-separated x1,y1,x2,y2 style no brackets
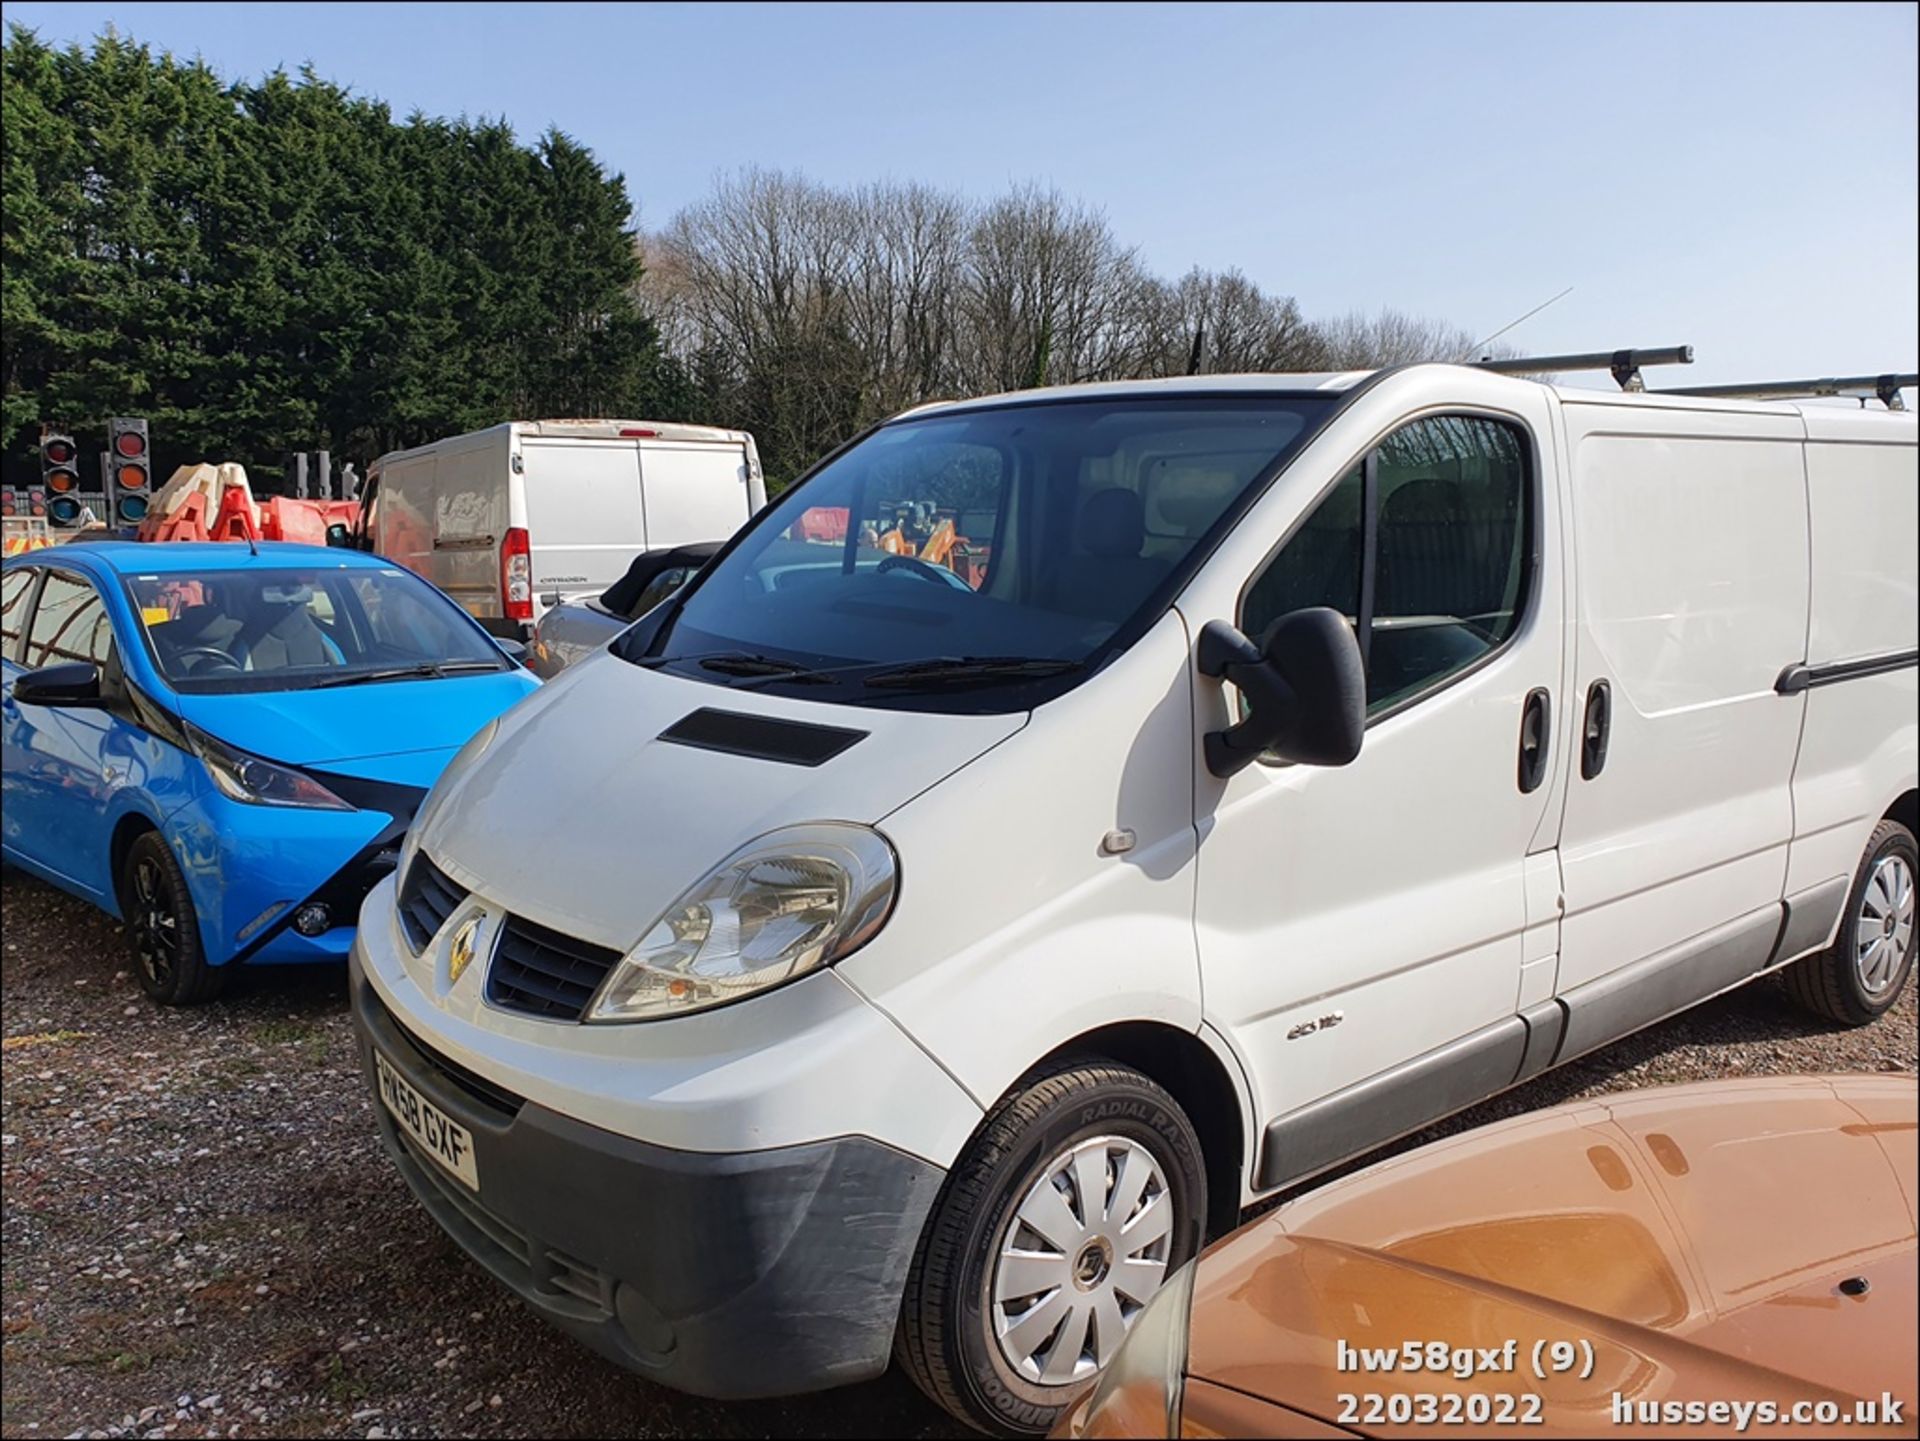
360,420,764,636
349,366,1917,1435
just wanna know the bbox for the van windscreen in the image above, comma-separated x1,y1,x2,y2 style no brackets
616,394,1333,711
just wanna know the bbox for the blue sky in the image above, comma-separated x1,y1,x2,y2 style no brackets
7,1,1916,389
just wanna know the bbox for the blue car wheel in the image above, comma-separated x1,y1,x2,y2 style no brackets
120,832,225,1006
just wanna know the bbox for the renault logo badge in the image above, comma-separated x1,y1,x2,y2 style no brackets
447,915,482,985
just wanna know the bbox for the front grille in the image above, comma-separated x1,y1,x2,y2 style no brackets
397,854,468,953
486,913,622,1021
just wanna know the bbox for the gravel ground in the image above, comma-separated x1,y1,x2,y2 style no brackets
4,866,1914,1441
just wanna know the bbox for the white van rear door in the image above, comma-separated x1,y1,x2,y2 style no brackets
521,440,646,601
372,454,437,584
640,443,753,549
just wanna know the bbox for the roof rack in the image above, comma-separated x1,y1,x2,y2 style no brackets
1473,346,1693,392
1654,373,1916,412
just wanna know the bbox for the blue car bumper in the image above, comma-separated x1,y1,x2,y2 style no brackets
168,768,429,967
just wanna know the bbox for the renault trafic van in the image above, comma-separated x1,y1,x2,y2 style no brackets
359,420,764,637
350,366,1918,1436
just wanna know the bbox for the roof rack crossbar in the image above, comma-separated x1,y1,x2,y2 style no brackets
1473,346,1694,392
1654,373,1917,412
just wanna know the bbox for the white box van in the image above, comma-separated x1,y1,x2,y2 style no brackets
360,420,764,636
349,366,1917,1435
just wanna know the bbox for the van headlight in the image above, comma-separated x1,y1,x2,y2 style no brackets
586,823,897,1023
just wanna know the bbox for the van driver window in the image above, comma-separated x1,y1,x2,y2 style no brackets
1243,414,1530,717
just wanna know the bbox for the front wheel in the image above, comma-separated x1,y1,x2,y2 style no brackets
118,831,225,1006
896,1061,1207,1436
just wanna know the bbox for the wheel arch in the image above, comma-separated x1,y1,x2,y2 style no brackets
1886,788,1918,840
1029,1020,1249,1238
106,810,163,919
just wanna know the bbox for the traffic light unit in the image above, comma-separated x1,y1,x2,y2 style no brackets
108,416,152,526
40,428,91,528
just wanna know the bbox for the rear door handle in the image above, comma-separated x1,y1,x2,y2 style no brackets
1517,687,1551,794
1581,679,1612,780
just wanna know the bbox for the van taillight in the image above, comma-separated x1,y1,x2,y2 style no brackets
502,526,532,622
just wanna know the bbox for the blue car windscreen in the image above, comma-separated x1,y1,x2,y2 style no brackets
126,567,507,693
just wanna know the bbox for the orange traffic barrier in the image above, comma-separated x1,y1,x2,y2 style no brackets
133,462,360,546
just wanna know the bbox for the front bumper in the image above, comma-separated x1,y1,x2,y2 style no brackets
350,958,946,1398
172,769,425,966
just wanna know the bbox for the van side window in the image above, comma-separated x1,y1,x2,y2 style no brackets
1243,414,1531,717
1242,465,1364,638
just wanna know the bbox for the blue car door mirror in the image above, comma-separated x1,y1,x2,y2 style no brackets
13,662,105,708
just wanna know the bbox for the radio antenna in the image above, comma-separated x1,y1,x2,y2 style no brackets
1464,285,1574,360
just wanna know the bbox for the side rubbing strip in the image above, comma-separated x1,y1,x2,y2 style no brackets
1257,1017,1528,1191
658,708,867,767
1777,649,1919,695
1554,905,1780,1065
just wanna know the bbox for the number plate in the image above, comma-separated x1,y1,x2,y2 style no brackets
374,1049,479,1190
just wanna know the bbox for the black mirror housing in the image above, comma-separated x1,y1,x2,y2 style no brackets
1198,608,1366,776
13,661,104,708
494,635,529,664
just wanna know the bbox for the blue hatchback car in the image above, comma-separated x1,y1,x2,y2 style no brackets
1,541,540,1003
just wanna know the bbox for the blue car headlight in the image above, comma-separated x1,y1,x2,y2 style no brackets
186,723,352,811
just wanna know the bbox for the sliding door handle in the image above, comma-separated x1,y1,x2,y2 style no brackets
1581,679,1612,780
1517,687,1551,793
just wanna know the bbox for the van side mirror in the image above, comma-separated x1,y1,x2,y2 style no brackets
1197,609,1365,777
494,636,529,665
12,661,104,708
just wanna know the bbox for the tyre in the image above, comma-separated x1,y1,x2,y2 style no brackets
1783,818,1916,1026
896,1061,1207,1437
118,831,225,1005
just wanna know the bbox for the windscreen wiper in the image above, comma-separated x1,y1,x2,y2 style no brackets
312,660,501,688
861,656,1085,689
697,653,824,679
628,650,845,686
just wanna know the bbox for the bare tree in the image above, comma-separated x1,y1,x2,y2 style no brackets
1313,307,1488,369
642,171,1494,485
1136,267,1330,377
645,169,873,478
838,181,971,412
632,232,701,360
956,186,1147,393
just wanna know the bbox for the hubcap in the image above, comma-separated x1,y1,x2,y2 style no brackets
1855,854,1914,998
130,858,179,988
990,1135,1173,1386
